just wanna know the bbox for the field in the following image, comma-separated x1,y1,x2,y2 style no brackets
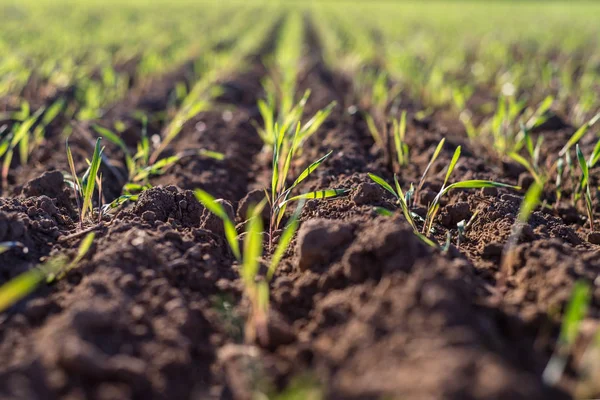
1,0,600,399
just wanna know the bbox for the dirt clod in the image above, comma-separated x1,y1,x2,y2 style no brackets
343,217,430,282
296,219,354,271
21,170,65,199
440,201,471,227
237,189,269,222
351,182,384,206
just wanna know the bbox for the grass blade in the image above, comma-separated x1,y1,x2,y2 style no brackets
290,150,333,189
417,138,445,193
508,152,542,183
41,98,65,126
279,123,300,194
443,146,461,188
394,175,418,232
440,180,520,199
0,268,45,312
298,101,336,143
517,180,544,224
560,281,591,345
242,202,265,285
576,144,589,187
559,112,600,157
81,138,103,222
365,113,383,148
374,207,394,216
587,139,600,168
198,149,225,160
268,202,302,281
543,280,591,386
279,188,349,208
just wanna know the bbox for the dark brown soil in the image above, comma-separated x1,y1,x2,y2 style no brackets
1,21,599,400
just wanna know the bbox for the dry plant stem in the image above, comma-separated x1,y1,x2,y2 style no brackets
58,223,105,243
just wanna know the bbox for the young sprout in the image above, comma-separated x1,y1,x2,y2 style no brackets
149,92,211,165
558,112,600,158
543,281,591,386
414,138,445,206
441,231,452,253
0,107,45,189
392,110,409,168
525,95,554,130
459,111,478,142
555,157,565,204
368,173,436,248
576,144,594,231
0,233,94,312
98,123,223,210
423,145,518,234
364,112,384,149
257,89,336,151
267,113,347,247
194,189,302,345
509,125,545,185
242,201,267,343
501,180,544,275
65,138,103,229
364,110,408,171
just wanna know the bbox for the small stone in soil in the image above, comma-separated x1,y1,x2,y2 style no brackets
587,232,600,245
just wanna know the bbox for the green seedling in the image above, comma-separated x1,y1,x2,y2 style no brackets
149,92,212,164
555,157,565,204
364,112,384,149
270,129,348,246
543,281,591,386
97,123,223,207
65,137,103,229
98,125,224,184
265,100,347,248
368,173,437,248
363,110,408,170
257,89,336,151
558,112,600,158
32,98,65,149
501,180,544,275
525,95,554,130
195,189,302,344
414,138,445,206
576,144,594,231
242,201,268,343
0,107,45,189
459,111,478,142
509,124,545,185
369,142,515,243
553,112,600,206
423,145,519,234
392,110,409,167
0,233,94,312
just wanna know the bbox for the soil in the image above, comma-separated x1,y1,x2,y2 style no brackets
1,19,599,400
